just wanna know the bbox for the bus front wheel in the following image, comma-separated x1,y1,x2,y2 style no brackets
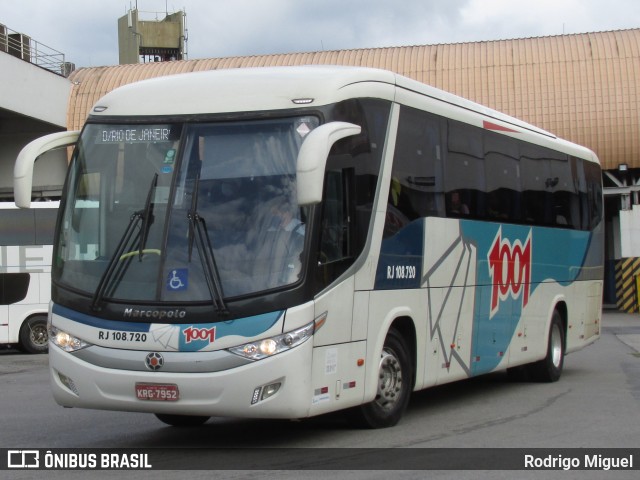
348,328,412,428
19,315,49,354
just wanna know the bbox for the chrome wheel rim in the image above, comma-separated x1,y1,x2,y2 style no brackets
30,323,48,347
550,324,563,368
375,348,403,411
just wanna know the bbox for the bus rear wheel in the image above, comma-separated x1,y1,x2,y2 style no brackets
19,315,49,354
528,310,565,382
348,328,412,429
154,414,210,427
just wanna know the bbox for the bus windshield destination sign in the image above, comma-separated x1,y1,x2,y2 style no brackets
99,127,172,144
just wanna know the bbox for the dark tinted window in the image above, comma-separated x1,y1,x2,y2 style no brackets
0,273,30,305
328,98,391,250
316,98,391,288
385,105,602,232
484,130,521,222
0,208,57,246
35,209,58,244
445,120,485,219
387,107,444,237
582,159,604,229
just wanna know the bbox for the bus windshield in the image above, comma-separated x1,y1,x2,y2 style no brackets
54,116,319,306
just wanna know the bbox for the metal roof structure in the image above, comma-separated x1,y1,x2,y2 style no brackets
67,29,640,171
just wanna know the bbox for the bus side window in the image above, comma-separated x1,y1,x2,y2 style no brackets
445,120,486,219
318,169,354,263
316,168,356,288
385,105,445,238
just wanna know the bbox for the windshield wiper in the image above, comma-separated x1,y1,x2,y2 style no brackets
138,173,158,260
187,173,228,313
91,174,157,311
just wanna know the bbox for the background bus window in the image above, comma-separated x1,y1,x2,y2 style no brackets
0,273,30,305
0,209,37,246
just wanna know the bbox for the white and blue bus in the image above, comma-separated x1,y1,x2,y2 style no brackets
14,67,603,427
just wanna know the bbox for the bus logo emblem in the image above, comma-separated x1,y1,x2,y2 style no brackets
488,228,532,318
183,326,216,344
145,352,164,371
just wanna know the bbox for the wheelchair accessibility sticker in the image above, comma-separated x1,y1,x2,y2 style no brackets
167,269,188,291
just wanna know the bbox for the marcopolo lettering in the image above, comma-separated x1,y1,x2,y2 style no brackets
123,308,186,320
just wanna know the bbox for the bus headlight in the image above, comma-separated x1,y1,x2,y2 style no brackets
50,325,92,352
228,320,315,361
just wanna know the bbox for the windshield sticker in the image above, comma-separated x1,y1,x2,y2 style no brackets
167,269,188,291
296,123,311,138
164,149,176,164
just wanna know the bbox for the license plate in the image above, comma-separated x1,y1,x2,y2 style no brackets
135,383,180,401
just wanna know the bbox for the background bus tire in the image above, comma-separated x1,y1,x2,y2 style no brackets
347,328,412,429
527,310,565,383
154,414,210,427
18,315,49,354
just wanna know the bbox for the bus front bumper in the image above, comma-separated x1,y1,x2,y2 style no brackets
48,339,314,419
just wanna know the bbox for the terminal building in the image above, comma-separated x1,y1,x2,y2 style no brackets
1,12,639,310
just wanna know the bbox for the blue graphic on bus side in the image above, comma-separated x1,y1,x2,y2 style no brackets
375,219,424,290
374,218,594,376
461,221,591,375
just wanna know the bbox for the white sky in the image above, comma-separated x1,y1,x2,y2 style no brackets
1,0,639,68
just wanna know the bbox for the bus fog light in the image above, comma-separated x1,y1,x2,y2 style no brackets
262,382,281,400
58,372,79,396
250,382,282,405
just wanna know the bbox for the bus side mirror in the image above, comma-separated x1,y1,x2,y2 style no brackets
296,122,361,206
14,130,80,208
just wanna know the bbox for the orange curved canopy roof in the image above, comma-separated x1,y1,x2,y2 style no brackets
67,29,640,171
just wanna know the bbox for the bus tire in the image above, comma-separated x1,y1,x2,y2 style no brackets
154,414,210,427
528,310,565,382
348,328,412,429
19,315,49,354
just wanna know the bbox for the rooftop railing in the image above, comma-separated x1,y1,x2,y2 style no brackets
0,22,74,77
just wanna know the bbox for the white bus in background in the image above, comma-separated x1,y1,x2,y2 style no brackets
0,201,57,353
14,66,603,427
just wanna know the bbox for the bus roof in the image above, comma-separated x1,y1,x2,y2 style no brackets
88,65,597,162
89,66,396,118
